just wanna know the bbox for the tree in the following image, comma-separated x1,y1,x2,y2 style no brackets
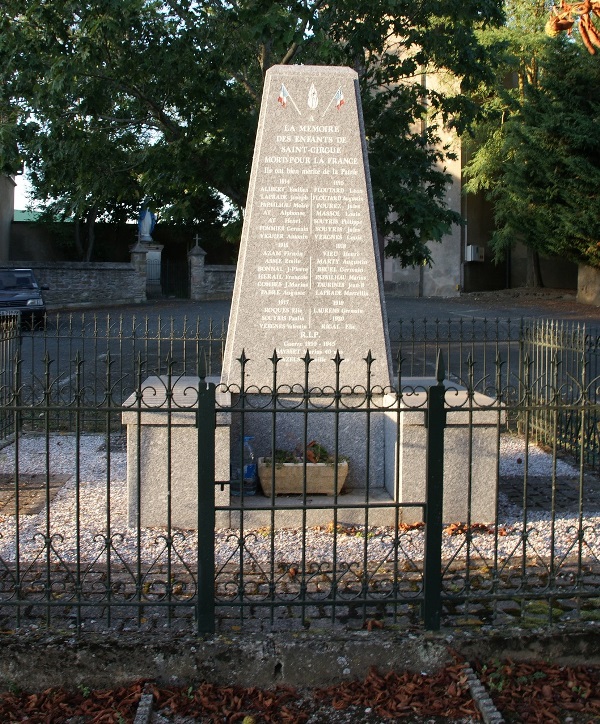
1,0,504,264
26,120,144,260
463,0,600,282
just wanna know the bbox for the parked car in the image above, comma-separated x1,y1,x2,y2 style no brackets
0,268,48,326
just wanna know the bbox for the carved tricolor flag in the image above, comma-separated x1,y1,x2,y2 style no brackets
335,87,345,110
277,84,290,108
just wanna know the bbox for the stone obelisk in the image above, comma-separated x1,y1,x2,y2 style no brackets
222,65,392,390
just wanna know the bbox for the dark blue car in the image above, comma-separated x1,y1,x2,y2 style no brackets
0,268,48,325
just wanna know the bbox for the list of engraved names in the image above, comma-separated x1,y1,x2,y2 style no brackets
255,121,370,362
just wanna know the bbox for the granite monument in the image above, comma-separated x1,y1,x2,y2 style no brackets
222,65,392,390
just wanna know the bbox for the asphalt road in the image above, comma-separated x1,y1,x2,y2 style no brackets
49,286,600,328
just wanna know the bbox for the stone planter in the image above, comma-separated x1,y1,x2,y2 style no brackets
258,458,349,495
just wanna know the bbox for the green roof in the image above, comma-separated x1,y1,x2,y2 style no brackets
13,210,41,222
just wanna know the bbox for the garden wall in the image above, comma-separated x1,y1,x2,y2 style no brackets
3,261,146,309
203,266,236,299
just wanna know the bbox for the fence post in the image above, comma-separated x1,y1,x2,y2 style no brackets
196,379,216,633
129,242,148,303
423,350,446,631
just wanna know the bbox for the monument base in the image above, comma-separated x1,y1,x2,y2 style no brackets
122,376,230,529
122,377,500,530
385,378,501,524
228,489,395,529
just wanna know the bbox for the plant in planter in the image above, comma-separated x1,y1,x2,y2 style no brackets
258,441,349,495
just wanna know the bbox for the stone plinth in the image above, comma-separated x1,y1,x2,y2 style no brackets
121,375,501,531
384,379,502,524
122,376,230,529
129,243,149,284
229,490,395,530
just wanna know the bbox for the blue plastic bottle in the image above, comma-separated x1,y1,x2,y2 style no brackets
232,435,258,496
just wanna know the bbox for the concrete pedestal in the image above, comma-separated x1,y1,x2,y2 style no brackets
122,376,230,529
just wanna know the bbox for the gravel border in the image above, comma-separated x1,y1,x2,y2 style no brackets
0,432,597,572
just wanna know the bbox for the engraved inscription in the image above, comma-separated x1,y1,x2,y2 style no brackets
250,84,375,362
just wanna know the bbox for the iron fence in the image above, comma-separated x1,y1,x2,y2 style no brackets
522,319,600,470
0,312,20,439
0,314,598,634
161,259,190,299
15,312,226,433
388,316,524,388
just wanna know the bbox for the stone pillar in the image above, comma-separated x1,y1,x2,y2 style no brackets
188,243,207,301
577,264,600,306
129,242,148,303
385,378,503,524
122,375,231,528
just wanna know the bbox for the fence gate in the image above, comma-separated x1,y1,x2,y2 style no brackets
199,354,447,634
145,258,190,298
161,259,190,299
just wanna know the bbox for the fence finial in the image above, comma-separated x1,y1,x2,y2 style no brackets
435,349,446,385
197,346,207,382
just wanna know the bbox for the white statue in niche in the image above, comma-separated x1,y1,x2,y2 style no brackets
308,83,318,110
138,199,157,242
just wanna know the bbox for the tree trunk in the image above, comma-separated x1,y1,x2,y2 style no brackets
85,207,98,262
74,219,84,260
526,247,543,287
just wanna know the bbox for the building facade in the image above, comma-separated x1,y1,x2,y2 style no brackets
0,175,15,262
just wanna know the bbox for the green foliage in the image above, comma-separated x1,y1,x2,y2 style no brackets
77,684,92,698
464,0,600,269
263,440,345,465
1,0,504,264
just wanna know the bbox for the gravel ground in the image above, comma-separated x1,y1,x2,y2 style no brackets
0,431,597,572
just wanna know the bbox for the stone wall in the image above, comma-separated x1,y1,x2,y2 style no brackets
204,265,236,299
4,261,146,309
